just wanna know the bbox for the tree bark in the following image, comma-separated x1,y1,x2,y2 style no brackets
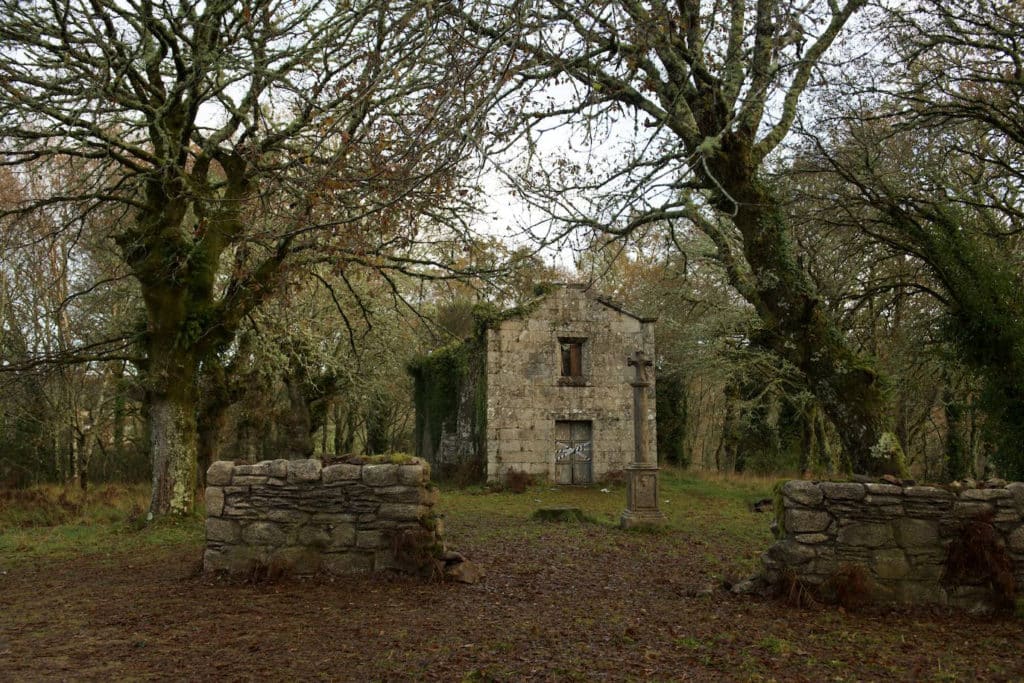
282,376,314,459
147,383,198,517
143,333,200,517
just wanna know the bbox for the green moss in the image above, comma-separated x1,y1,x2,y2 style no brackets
469,290,548,339
409,289,553,483
870,432,909,478
772,480,787,538
409,341,475,463
531,506,590,523
344,453,418,465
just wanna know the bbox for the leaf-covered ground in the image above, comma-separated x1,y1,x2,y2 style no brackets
2,472,1023,681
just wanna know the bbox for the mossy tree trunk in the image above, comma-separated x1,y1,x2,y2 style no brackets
707,146,888,474
123,159,260,517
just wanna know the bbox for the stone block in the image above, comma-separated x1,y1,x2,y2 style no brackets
242,521,287,546
902,502,951,518
323,463,361,484
398,464,425,486
904,486,954,501
905,547,946,565
820,482,865,501
863,494,902,505
962,488,1011,501
321,552,374,575
947,586,996,615
267,477,288,486
362,464,399,487
356,530,383,549
1008,525,1024,553
265,509,309,524
206,518,241,543
894,518,939,547
873,549,910,580
993,508,1020,524
376,486,422,504
907,562,946,581
265,459,289,478
844,504,903,522
329,524,356,548
954,502,994,518
205,487,224,517
896,581,946,605
420,487,439,506
221,505,257,519
782,480,823,506
378,503,427,521
206,460,235,486
767,539,818,565
287,459,322,484
1007,482,1024,511
795,533,830,545
805,557,839,576
838,522,892,548
296,526,331,547
311,512,357,524
267,547,322,576
232,475,268,486
864,483,903,496
235,463,270,476
785,509,831,534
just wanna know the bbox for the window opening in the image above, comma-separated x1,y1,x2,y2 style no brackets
559,338,584,378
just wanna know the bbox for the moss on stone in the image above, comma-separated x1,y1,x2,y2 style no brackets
772,480,788,538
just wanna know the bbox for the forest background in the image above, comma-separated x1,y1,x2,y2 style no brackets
1,0,1021,517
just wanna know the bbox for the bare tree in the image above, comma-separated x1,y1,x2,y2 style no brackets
0,0,505,515
457,0,898,472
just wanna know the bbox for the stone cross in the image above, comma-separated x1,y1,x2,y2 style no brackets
627,350,653,464
621,349,666,529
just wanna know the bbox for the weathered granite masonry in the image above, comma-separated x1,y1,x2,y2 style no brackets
760,480,1024,611
410,284,657,484
485,284,656,483
203,458,441,576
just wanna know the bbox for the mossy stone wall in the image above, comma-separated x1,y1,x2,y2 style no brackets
203,457,440,576
760,479,1024,612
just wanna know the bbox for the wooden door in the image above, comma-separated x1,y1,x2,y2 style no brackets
554,420,593,484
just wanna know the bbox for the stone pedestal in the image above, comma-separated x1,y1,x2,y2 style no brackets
620,462,666,529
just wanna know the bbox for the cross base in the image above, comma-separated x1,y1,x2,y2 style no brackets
620,463,666,529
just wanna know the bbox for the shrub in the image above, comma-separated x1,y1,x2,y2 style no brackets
504,469,533,494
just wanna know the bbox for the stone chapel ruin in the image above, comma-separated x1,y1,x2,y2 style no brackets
409,283,657,484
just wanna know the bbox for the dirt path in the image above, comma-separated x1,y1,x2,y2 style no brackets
2,521,1024,681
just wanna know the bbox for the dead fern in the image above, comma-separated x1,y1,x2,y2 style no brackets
779,569,820,609
945,511,1016,608
391,528,444,579
504,469,534,494
826,563,870,611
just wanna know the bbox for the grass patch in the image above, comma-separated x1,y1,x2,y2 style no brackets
0,468,776,573
0,483,149,528
436,467,776,573
0,483,203,565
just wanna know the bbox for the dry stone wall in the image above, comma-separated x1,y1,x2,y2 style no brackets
203,457,440,576
760,480,1024,611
